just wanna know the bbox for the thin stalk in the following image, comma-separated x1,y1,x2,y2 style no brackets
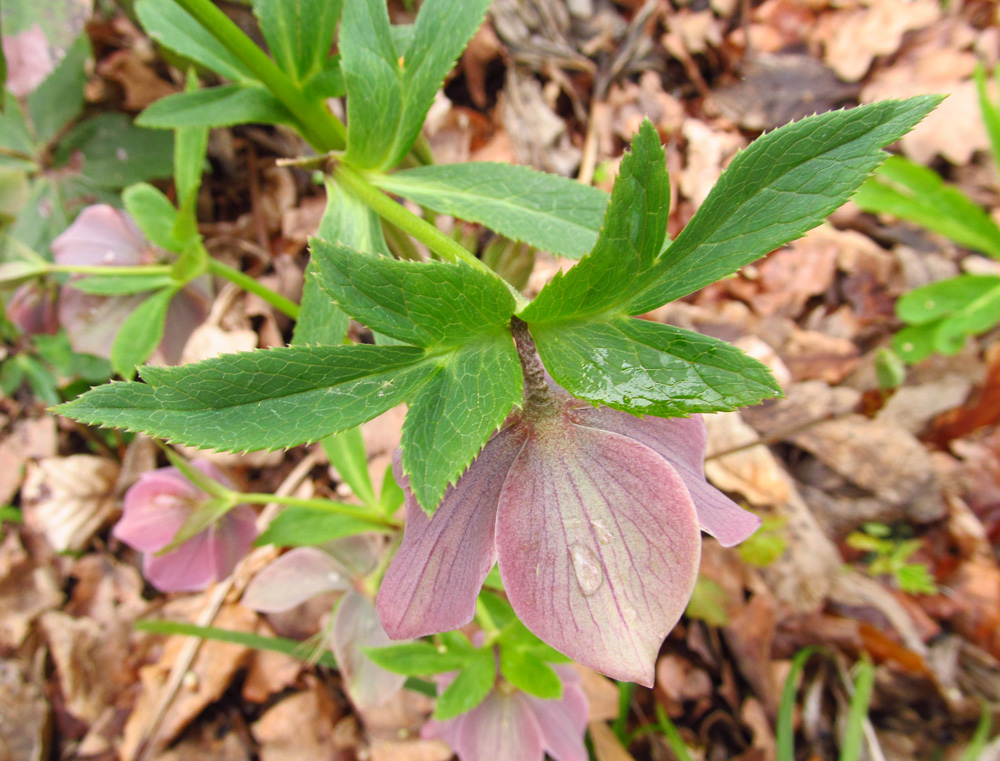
334,163,530,309
169,0,346,152
206,258,299,319
239,491,400,530
46,264,174,277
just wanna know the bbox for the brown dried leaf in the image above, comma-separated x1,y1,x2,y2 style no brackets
589,721,637,761
21,455,120,552
0,660,51,761
0,416,56,504
97,49,177,110
0,533,63,649
252,678,342,761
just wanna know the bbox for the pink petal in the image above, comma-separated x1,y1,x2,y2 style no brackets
159,278,212,364
376,428,525,639
52,206,147,267
527,679,589,761
114,468,201,552
2,26,55,97
210,505,258,579
243,547,349,613
143,529,219,592
571,408,761,547
324,534,381,578
496,418,701,686
8,282,59,336
58,288,146,359
331,590,406,710
453,692,545,761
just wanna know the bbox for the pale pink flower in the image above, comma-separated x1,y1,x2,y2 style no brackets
8,281,59,336
422,662,589,761
243,537,406,709
52,205,210,363
114,460,256,592
377,381,761,686
2,25,55,97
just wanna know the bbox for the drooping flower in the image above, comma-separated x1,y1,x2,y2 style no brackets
422,660,589,761
114,460,257,592
243,537,406,710
377,378,761,686
52,205,211,363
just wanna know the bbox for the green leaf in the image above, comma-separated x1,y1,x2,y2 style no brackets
974,63,1000,173
433,646,496,720
364,642,470,676
254,505,380,547
854,155,1000,260
302,55,346,100
320,427,377,507
401,333,522,512
626,96,943,315
72,273,176,295
136,0,253,82
0,94,37,166
123,183,181,251
373,163,609,259
498,645,562,700
892,321,940,364
54,113,175,189
159,495,232,552
896,274,1000,325
379,465,404,513
311,239,516,348
137,84,296,129
840,660,875,761
110,287,175,379
27,33,89,145
0,259,46,287
520,120,669,323
252,0,342,85
6,177,69,253
532,316,781,416
175,70,209,217
57,344,440,452
342,0,492,169
292,178,385,347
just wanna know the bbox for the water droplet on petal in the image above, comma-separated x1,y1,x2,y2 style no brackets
590,519,614,545
569,542,603,596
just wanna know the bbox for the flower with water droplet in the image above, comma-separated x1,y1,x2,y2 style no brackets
243,537,407,710
114,460,256,592
422,658,588,761
377,362,760,686
52,205,210,363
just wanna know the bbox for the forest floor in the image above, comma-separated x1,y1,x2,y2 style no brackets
3,1,1000,760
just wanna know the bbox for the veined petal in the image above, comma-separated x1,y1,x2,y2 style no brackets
454,692,545,761
143,530,218,592
243,546,350,613
571,408,761,547
527,678,589,761
208,505,257,580
496,419,701,686
331,590,406,710
52,205,147,267
376,428,525,639
114,468,200,552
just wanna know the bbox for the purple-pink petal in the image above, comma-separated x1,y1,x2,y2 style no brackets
114,468,202,552
496,417,701,686
243,547,350,613
376,428,525,639
571,408,761,547
52,205,147,268
2,26,55,97
527,685,589,761
143,529,219,592
454,691,545,761
331,590,406,710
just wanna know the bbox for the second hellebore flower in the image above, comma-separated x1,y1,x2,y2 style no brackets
114,460,257,592
377,346,761,686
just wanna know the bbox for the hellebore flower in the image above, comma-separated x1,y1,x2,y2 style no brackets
8,280,59,336
52,205,211,363
243,537,406,710
114,460,257,592
2,25,55,97
377,379,761,686
422,661,588,761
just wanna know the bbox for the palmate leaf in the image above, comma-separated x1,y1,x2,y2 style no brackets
373,163,609,259
341,0,492,170
531,317,780,416
57,345,440,452
251,0,342,86
311,239,516,348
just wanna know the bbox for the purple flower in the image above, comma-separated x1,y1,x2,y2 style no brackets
52,205,211,363
114,460,257,592
243,538,407,710
377,381,761,686
2,25,55,97
8,281,59,336
422,662,589,761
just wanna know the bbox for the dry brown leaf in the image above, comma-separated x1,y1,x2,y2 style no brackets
21,455,120,552
252,678,342,761
811,0,940,82
149,718,250,761
369,738,454,761
679,119,744,209
589,721,637,761
0,533,63,649
180,322,258,364
0,660,51,761
575,664,619,722
242,636,303,703
97,49,177,110
501,68,581,176
724,592,781,715
280,195,326,246
656,654,714,705
0,416,56,504
779,327,860,384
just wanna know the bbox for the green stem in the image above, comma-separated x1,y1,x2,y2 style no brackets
169,0,346,152
334,164,530,309
206,258,299,319
46,264,174,276
239,491,400,530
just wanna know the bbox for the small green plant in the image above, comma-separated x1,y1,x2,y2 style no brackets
845,522,937,595
854,63,1000,364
